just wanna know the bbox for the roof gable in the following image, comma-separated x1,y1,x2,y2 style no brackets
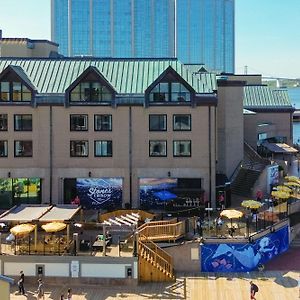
145,66,196,94
65,66,117,94
0,65,36,92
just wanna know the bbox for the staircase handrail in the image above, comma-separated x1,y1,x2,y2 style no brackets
137,218,177,232
139,234,173,265
244,141,270,165
138,238,174,276
229,160,243,182
138,221,185,239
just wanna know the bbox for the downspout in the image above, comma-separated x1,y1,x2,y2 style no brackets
208,106,212,207
129,106,133,208
49,105,53,204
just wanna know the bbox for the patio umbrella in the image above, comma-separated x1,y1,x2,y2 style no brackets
41,222,67,233
10,223,36,237
220,209,243,219
271,191,290,200
284,176,299,182
284,181,300,187
241,200,263,209
220,209,243,233
275,185,292,193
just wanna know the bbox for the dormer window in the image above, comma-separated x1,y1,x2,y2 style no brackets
70,82,113,103
149,82,191,103
0,81,32,102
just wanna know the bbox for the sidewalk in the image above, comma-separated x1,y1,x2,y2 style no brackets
10,271,299,300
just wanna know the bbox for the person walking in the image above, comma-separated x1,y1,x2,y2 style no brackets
37,278,45,299
67,288,72,300
250,281,259,299
18,270,25,295
60,294,65,300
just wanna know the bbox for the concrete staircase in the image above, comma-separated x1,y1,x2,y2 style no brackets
231,142,270,197
231,168,261,197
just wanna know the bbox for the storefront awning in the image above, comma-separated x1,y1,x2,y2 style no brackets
262,142,298,154
0,204,80,223
0,205,51,222
39,205,81,222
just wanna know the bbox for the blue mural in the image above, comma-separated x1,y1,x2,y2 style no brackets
76,178,122,210
201,226,289,272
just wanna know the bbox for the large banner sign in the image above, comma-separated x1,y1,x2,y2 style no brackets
267,165,279,193
139,178,178,209
76,178,122,209
139,178,205,210
201,226,289,272
0,178,41,208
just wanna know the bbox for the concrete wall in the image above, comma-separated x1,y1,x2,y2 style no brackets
217,81,244,179
0,281,10,300
0,255,137,285
0,40,58,58
244,112,293,149
0,103,216,208
164,241,201,273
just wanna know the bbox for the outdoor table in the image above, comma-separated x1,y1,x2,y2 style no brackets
92,240,106,251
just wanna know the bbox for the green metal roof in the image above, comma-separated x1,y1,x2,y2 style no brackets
243,85,293,109
0,58,217,94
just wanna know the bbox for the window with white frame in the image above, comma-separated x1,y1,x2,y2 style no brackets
149,140,167,157
173,140,191,157
70,140,88,157
70,114,88,131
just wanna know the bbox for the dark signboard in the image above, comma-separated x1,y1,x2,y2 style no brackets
139,178,204,210
76,178,122,210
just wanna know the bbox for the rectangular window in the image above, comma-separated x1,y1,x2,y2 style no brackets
0,114,8,131
94,114,112,131
149,140,167,157
14,140,33,157
173,114,191,131
0,82,10,101
12,82,22,101
173,140,191,157
149,114,167,131
70,140,88,157
14,114,32,131
94,140,112,157
70,114,88,131
0,140,8,157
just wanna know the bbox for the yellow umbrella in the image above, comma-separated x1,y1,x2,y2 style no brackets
41,222,67,233
284,181,300,187
220,209,243,219
284,176,299,182
271,191,290,199
241,200,263,209
275,185,292,193
10,223,36,237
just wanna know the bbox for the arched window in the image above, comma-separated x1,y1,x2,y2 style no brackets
149,82,191,103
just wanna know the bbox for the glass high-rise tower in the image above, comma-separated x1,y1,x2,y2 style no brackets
51,0,234,73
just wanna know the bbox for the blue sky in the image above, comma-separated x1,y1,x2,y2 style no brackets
0,0,299,78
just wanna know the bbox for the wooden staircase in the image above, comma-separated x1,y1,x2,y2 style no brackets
138,236,175,282
137,219,184,282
